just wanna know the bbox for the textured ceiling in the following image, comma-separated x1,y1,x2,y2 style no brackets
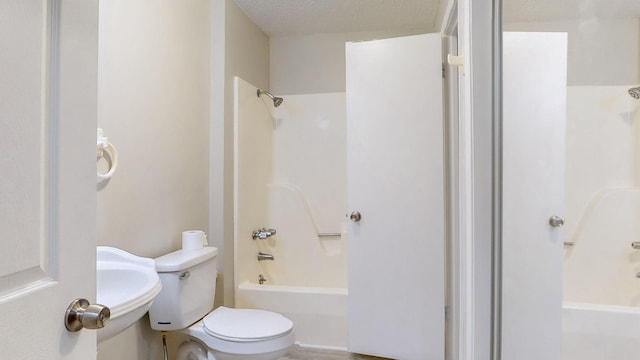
233,0,640,37
232,0,442,37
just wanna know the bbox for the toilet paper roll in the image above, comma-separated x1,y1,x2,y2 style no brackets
182,230,207,251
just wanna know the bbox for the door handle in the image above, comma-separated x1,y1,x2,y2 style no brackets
65,298,110,332
549,216,564,228
349,211,362,222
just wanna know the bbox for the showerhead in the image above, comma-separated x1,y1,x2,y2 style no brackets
630,87,640,100
257,89,284,107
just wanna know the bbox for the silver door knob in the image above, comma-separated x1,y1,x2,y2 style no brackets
65,298,110,332
549,216,564,228
349,211,362,222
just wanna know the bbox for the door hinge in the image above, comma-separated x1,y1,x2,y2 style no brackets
442,64,446,79
444,306,448,320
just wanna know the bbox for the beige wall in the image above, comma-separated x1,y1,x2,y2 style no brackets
233,77,273,289
270,30,427,95
504,18,640,85
97,0,211,359
98,0,269,356
97,0,211,257
210,0,270,308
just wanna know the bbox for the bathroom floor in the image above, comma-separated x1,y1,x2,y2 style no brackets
279,346,389,360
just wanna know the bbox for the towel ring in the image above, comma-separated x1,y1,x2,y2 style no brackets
97,128,118,180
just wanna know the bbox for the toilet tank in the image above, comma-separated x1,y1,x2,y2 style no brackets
149,247,218,331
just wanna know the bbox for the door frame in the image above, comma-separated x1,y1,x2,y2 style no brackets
442,3,464,360
441,0,501,359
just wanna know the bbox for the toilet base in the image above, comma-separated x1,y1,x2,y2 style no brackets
176,339,292,360
208,347,291,360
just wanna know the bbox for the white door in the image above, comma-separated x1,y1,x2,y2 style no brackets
346,33,444,360
502,32,567,359
0,0,98,358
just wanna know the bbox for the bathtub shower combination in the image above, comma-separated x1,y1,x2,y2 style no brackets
561,87,640,360
234,77,349,348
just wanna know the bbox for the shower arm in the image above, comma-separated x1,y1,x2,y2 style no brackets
257,89,284,107
257,89,275,100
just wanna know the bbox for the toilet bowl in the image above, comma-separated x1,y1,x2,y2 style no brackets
148,247,295,360
178,307,294,360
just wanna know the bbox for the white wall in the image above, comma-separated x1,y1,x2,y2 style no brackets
97,1,210,359
270,30,428,95
504,18,640,85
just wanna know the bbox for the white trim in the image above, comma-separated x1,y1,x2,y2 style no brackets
447,0,500,359
442,1,479,359
461,0,476,356
464,0,498,359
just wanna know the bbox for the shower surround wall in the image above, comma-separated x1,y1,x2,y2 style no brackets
562,87,640,360
234,77,348,347
563,86,640,302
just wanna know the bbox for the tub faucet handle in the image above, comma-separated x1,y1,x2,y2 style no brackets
252,228,277,240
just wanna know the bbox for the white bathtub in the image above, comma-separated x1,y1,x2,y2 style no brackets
235,281,348,349
561,189,640,359
563,302,640,360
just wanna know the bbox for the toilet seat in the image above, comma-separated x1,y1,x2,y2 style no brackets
203,306,293,342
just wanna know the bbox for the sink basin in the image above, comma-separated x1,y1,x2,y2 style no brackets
96,246,162,342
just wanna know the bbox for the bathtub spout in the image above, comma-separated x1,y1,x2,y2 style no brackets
257,252,274,261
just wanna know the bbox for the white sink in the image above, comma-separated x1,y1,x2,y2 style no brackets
96,246,162,342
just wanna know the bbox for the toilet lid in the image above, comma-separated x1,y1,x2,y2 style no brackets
203,306,293,342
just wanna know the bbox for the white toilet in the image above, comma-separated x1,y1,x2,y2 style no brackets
148,246,295,360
